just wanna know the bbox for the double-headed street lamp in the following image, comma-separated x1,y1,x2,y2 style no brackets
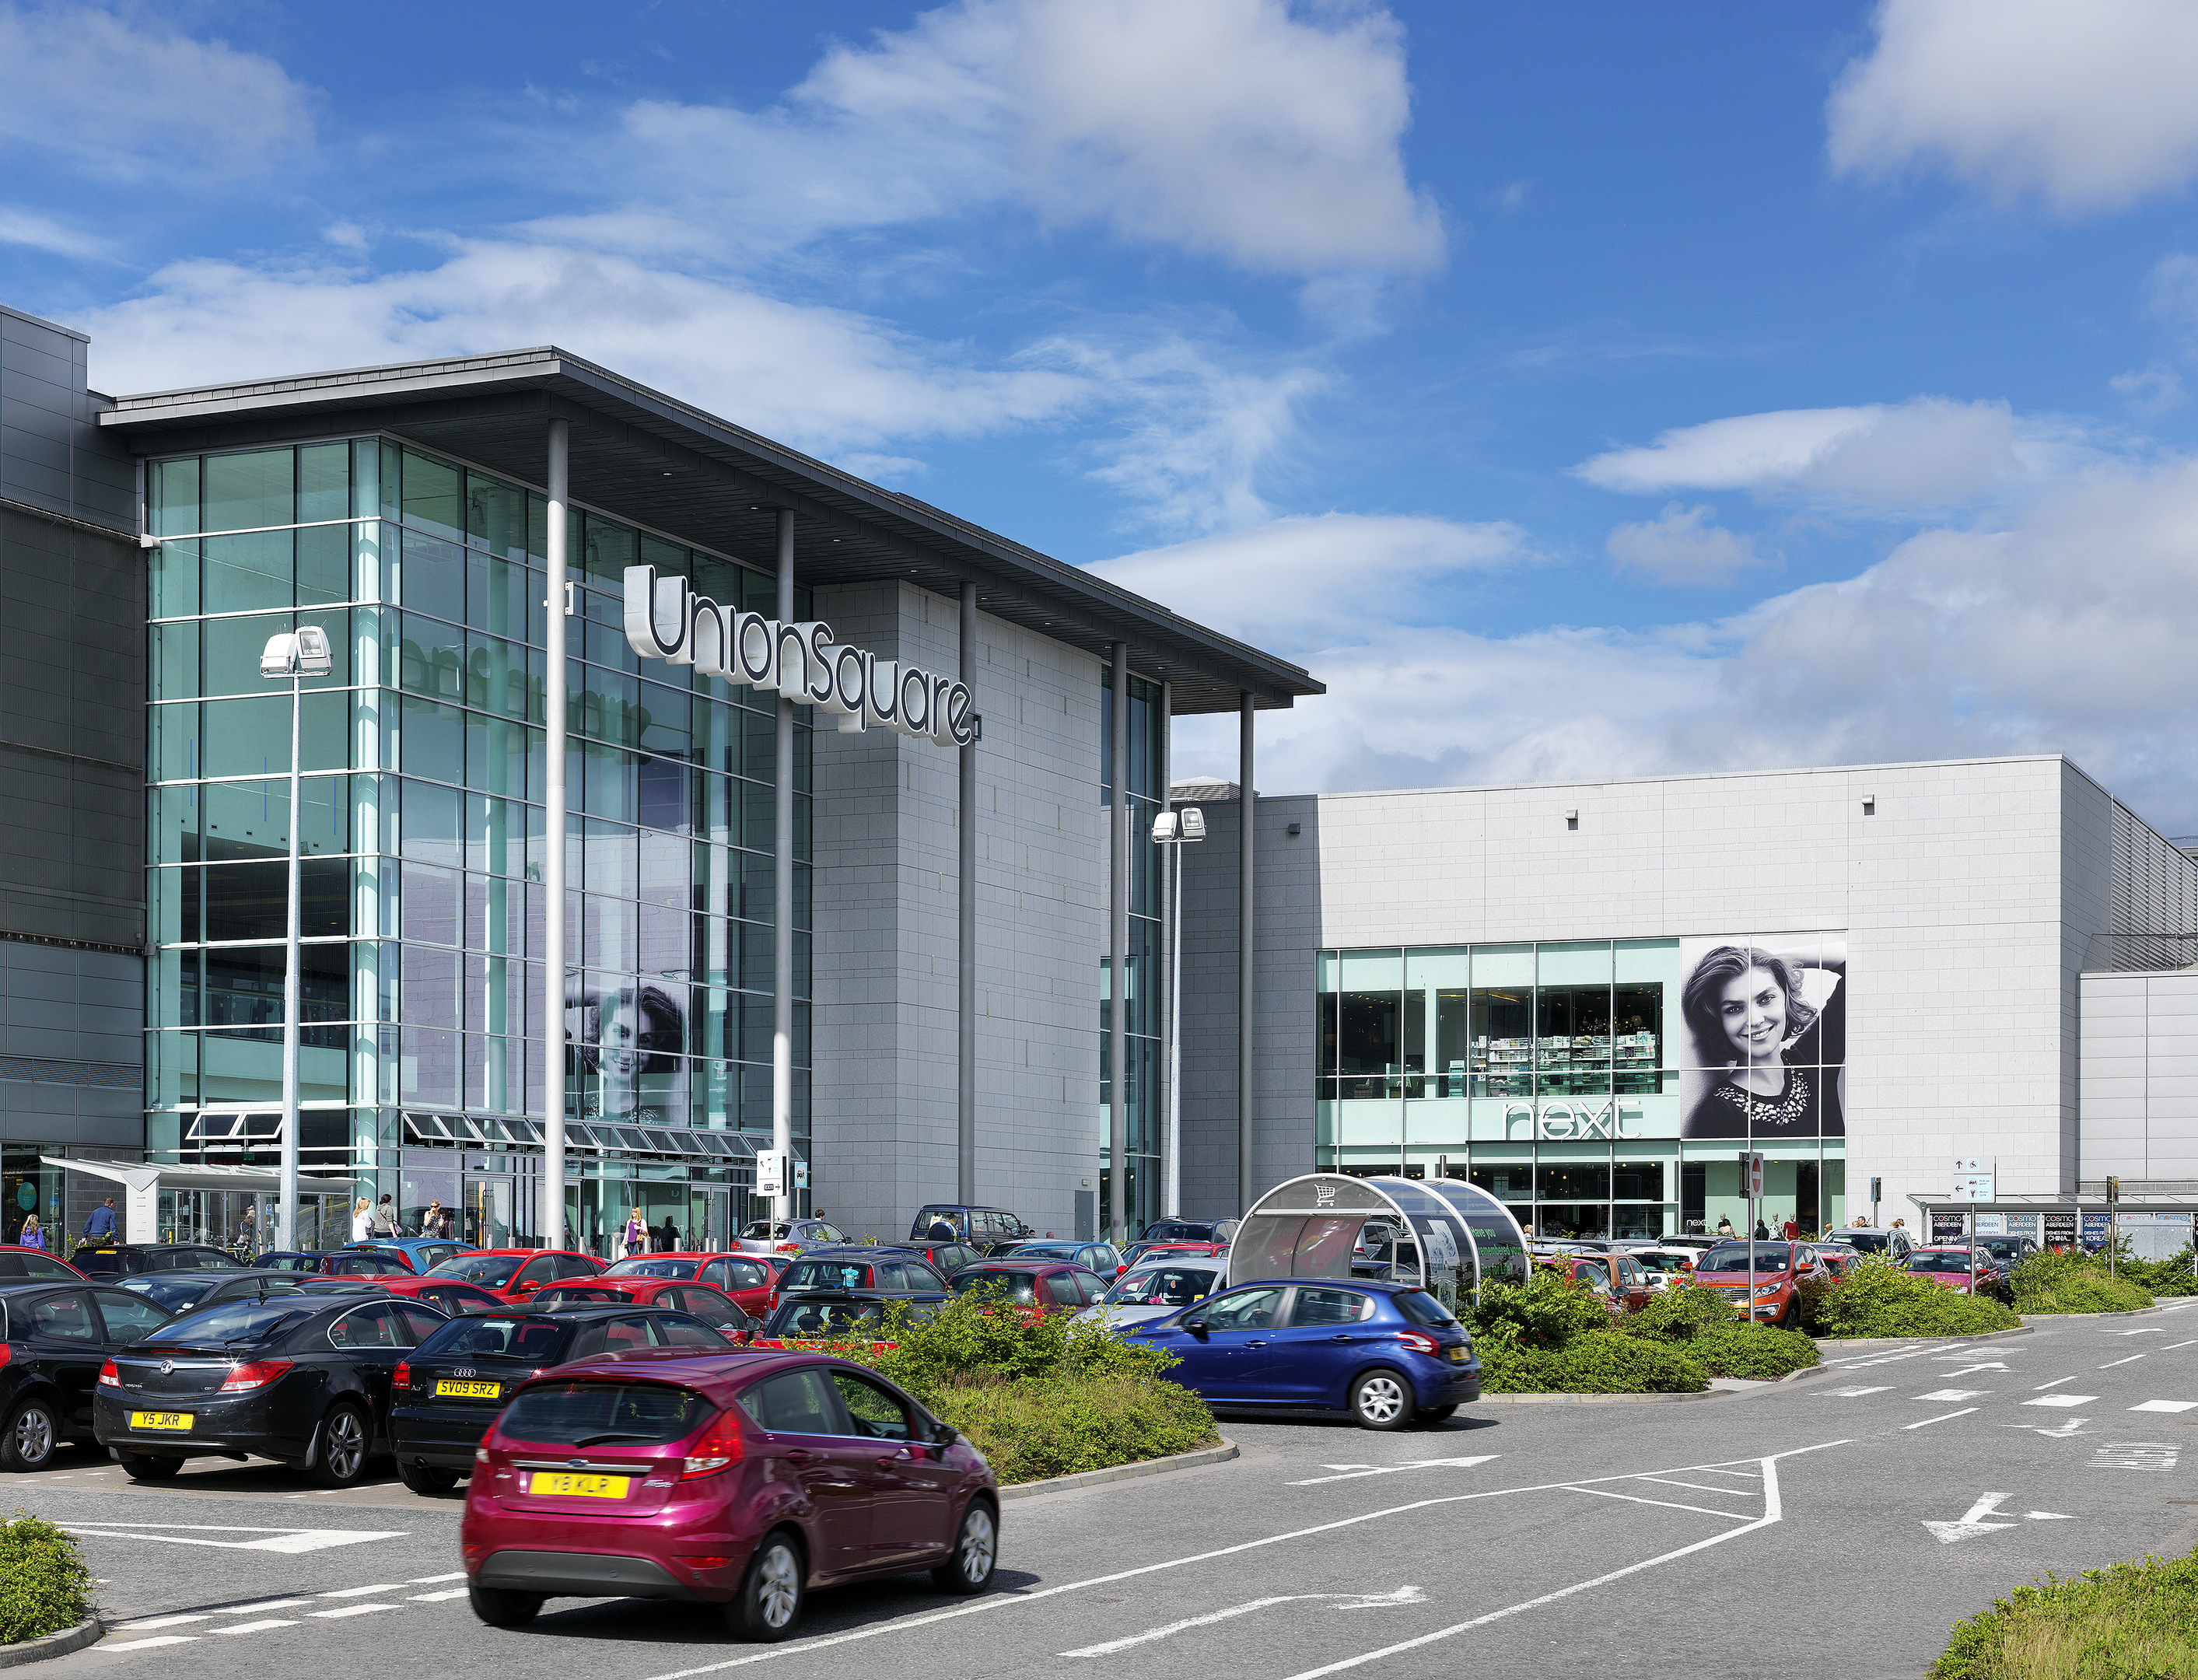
260,625,334,1252
1151,805,1206,1220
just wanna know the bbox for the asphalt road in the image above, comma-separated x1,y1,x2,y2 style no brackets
14,1300,2198,1680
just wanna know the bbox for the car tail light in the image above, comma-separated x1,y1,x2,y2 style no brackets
463,1542,486,1568
681,1415,747,1479
1395,1330,1442,1356
218,1360,292,1394
393,1360,411,1389
682,1556,731,1570
96,1357,116,1387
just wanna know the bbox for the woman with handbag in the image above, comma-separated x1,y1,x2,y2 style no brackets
622,1207,646,1257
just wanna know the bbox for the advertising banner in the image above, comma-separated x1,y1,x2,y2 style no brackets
1678,934,1846,1139
2044,1211,2077,1248
2082,1212,2112,1248
1932,1212,1968,1244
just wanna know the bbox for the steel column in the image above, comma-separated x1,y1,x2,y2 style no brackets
1238,691,1255,1214
277,667,301,1248
541,418,569,1249
958,582,978,1204
1108,642,1129,1246
1160,681,1177,1220
773,510,796,1222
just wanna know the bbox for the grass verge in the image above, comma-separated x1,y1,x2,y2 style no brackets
1931,1550,2198,1678
0,1514,93,1645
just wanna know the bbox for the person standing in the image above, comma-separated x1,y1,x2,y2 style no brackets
235,1206,258,1257
82,1196,117,1249
656,1216,680,1253
16,1213,44,1251
622,1208,646,1257
422,1200,451,1240
370,1195,399,1238
1780,1216,1799,1241
351,1197,372,1242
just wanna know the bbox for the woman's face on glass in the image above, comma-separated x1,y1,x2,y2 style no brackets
600,1001,642,1078
1717,966,1787,1062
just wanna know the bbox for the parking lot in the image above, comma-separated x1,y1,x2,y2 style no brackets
14,1303,2198,1680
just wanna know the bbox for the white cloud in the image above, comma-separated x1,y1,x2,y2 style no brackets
1161,455,2198,838
1574,397,2042,512
1827,0,2198,213
82,243,1085,459
1605,504,1770,586
2112,365,2184,417
0,204,109,257
0,5,313,184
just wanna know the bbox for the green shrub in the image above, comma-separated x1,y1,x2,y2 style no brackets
1611,1283,1818,1379
0,1514,92,1645
2106,1247,2198,1299
1801,1254,2021,1337
1479,1328,1706,1394
1459,1269,1616,1351
1616,1281,1741,1342
1932,1549,2198,1678
2011,1250,2154,1315
924,1374,1216,1484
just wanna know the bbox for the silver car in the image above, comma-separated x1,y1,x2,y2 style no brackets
1073,1260,1226,1332
732,1218,848,1258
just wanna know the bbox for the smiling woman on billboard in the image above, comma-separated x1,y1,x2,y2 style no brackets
1678,940,1846,1139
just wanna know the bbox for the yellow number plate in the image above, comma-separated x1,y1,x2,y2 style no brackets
527,1472,630,1499
128,1411,193,1431
1446,1346,1468,1363
434,1380,501,1399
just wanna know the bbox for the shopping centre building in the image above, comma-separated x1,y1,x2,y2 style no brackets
5,294,2197,1257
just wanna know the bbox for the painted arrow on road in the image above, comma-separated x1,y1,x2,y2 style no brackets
2004,1417,2092,1438
1924,1493,2075,1544
61,1523,408,1554
1941,1363,2012,1377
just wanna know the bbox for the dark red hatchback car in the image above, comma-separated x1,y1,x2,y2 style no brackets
461,1347,998,1640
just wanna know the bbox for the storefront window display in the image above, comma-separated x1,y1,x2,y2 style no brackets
1317,936,1847,1240
143,440,799,1243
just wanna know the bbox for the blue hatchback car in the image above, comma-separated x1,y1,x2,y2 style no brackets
1121,1277,1479,1430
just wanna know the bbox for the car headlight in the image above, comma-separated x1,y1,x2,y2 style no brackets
1752,1282,1784,1297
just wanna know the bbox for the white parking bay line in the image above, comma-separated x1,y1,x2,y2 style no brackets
106,1636,199,1651
2025,1395,2098,1408
1826,1387,1891,1398
2035,1375,2081,1390
408,1572,466,1584
110,1615,209,1632
2101,1356,2147,1369
212,1620,299,1636
1916,1390,1989,1402
322,1584,408,1598
220,1599,312,1614
310,1604,402,1619
409,1590,471,1602
1904,1409,1979,1430
2131,1400,2198,1412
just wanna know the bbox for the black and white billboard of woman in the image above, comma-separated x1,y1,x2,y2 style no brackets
565,978,688,1122
1677,936,1846,1139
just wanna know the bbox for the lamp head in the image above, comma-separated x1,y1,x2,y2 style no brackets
1150,811,1178,842
1179,806,1206,842
261,627,335,678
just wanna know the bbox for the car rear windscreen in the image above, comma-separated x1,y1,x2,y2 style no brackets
427,1255,524,1287
949,1270,1038,1303
498,1381,712,1447
605,1258,700,1279
782,1260,873,1291
416,1315,569,1360
1910,1252,1977,1272
142,1299,311,1346
767,1299,884,1336
1394,1290,1460,1325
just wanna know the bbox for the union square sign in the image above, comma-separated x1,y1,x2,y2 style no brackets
622,565,977,747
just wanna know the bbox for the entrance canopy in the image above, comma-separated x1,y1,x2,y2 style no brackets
44,1157,357,1246
1227,1174,1530,1306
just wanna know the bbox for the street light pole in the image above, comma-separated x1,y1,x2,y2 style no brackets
260,625,333,1251
1151,807,1204,1221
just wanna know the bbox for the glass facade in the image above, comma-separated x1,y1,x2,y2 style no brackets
1317,937,1847,1240
1099,670,1166,1234
145,437,810,1254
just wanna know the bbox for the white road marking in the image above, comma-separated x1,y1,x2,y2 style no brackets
2166,1340,2198,1351
2100,1356,2147,1368
2091,1443,2180,1471
111,1615,208,1632
1923,1493,2079,1544
212,1620,299,1636
61,1522,406,1554
1630,1475,1760,1497
1565,1486,1757,1521
1289,1456,1496,1486
2025,1395,2097,1408
2105,1328,2170,1337
408,1589,471,1602
1059,1587,1426,1657
409,1573,466,1584
2034,1375,2081,1390
2005,1418,2091,1438
633,1440,1856,1680
1693,1468,1761,1479
321,1584,407,1597
1916,1389,1989,1402
219,1599,312,1614
106,1636,198,1651
1941,1363,2011,1376
2130,1400,2198,1412
310,1604,402,1619
1904,1409,1979,1430
1825,1387,1891,1398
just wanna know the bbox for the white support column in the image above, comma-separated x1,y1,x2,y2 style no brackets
958,581,978,1204
773,509,796,1223
278,669,302,1248
541,418,569,1249
1108,643,1129,1246
1238,691,1255,1213
1160,681,1177,1220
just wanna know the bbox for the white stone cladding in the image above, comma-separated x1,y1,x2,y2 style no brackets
810,580,1103,1241
2078,969,2198,1187
1176,754,2194,1223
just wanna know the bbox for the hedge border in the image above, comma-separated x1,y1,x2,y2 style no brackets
0,1619,102,1669
998,1437,1237,1500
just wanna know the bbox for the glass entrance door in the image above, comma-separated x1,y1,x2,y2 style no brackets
462,1176,513,1248
691,1186,730,1253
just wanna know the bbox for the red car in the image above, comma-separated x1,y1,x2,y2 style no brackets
1906,1247,2015,1303
297,1275,509,1317
461,1346,999,1640
1690,1240,1828,1328
0,1247,86,1283
945,1261,1108,1312
602,1252,785,1318
1536,1251,1652,1313
530,1276,757,1344
425,1248,603,1303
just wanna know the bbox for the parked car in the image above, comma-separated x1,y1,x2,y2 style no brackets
0,1248,86,1283
530,1276,757,1343
755,1290,948,1345
460,1347,999,1638
734,1220,849,1258
1906,1247,2015,1303
992,1241,1125,1277
1627,1248,1699,1293
118,1269,310,1314
0,1282,172,1471
294,1276,511,1317
897,1238,985,1278
1537,1250,1654,1313
390,1304,736,1493
1973,1235,2042,1269
1139,1220,1230,1244
71,1244,243,1279
425,1248,604,1301
95,1290,454,1487
604,1252,784,1318
1689,1241,1829,1327
342,1237,480,1273
1121,1279,1479,1430
769,1249,950,1312
907,1205,1032,1246
1073,1261,1225,1330
1836,1227,1915,1262
946,1262,1107,1312
1121,1241,1225,1270
310,1250,416,1278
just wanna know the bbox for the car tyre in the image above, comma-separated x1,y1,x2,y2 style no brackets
397,1458,460,1496
114,1448,183,1481
932,1500,997,1595
1414,1404,1459,1426
0,1398,60,1472
467,1580,542,1628
307,1402,372,1488
1349,1368,1415,1432
726,1529,804,1642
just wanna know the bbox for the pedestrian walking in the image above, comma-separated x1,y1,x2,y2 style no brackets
82,1195,117,1248
656,1216,680,1252
17,1213,44,1251
235,1206,258,1257
422,1199,451,1240
370,1194,399,1238
623,1207,646,1256
351,1197,372,1242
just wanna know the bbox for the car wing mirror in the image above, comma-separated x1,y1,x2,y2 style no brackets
1180,1314,1209,1337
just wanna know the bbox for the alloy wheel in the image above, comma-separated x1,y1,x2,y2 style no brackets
12,1404,54,1468
756,1542,800,1629
1356,1374,1407,1426
324,1409,366,1481
959,1507,996,1583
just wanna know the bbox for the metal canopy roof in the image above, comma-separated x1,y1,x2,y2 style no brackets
1910,1194,2198,1214
100,347,1322,717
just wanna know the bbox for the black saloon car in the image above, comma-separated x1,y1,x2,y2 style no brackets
770,1248,950,1309
120,1269,310,1314
0,1283,172,1471
389,1305,733,1493
72,1244,244,1279
96,1291,453,1487
252,1250,411,1276
756,1288,947,1342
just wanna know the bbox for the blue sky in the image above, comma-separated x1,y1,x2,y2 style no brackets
9,1,2198,823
